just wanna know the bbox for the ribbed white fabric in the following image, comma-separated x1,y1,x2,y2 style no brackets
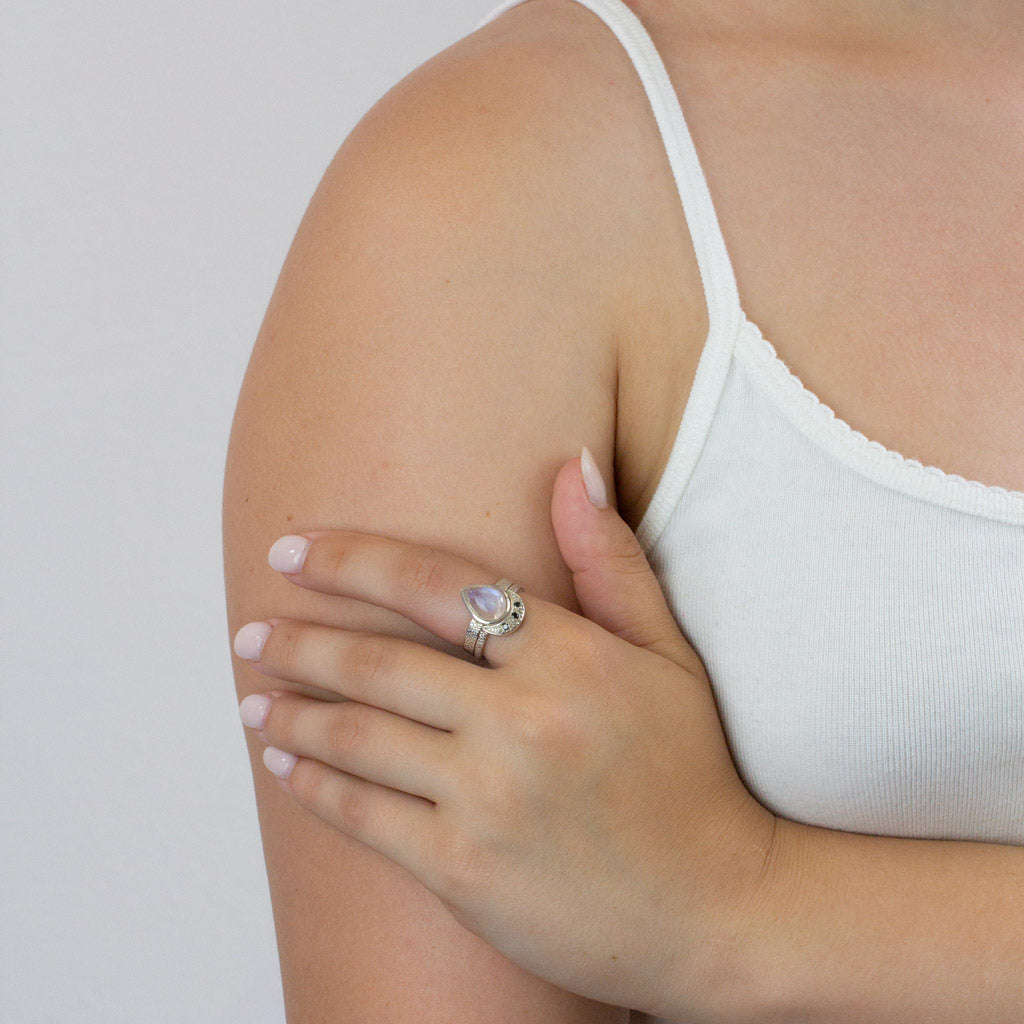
478,1,1024,1019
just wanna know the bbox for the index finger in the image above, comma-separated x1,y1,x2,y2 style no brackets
267,530,553,668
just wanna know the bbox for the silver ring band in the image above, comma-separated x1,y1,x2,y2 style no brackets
461,579,525,659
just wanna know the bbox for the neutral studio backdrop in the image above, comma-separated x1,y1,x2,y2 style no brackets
2,1,493,1019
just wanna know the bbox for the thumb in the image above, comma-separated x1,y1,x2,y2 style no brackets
551,447,705,675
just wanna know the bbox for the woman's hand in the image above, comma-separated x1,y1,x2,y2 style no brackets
232,453,776,1017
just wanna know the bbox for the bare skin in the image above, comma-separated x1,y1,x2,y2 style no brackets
223,0,1024,1019
615,0,1024,532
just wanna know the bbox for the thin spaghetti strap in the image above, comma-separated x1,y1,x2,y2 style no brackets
477,0,743,338
478,0,746,551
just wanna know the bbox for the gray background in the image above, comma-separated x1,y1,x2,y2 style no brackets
3,0,494,1019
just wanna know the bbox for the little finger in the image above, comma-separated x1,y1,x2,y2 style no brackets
265,749,445,893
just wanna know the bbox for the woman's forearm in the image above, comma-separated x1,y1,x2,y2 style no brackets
702,818,1024,1023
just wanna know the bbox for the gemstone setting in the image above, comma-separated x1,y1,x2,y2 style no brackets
461,582,526,643
461,585,510,625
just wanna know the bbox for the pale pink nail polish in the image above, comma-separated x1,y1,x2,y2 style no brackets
239,693,272,730
580,446,609,509
263,746,297,779
268,535,311,573
234,621,272,661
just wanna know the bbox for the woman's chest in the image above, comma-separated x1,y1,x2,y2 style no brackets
645,354,1024,843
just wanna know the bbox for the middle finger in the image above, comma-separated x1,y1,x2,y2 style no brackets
240,618,478,731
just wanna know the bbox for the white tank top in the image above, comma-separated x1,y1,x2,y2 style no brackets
477,0,1024,1014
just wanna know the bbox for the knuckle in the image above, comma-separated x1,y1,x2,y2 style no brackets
504,692,548,748
343,633,389,683
434,825,493,904
321,537,354,584
515,692,588,761
335,781,370,833
325,704,368,759
398,545,450,602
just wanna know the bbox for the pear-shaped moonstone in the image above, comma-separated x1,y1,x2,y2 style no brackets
461,585,509,625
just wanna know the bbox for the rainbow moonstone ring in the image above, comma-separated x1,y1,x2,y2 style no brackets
460,579,525,659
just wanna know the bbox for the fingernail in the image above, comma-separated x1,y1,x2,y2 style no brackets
239,693,272,730
263,746,297,779
234,621,272,661
268,535,311,573
580,446,609,509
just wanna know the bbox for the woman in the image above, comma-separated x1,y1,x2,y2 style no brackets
222,0,1024,1019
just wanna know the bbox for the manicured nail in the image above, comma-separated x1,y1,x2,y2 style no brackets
268,535,311,573
580,446,609,509
234,621,272,661
263,746,297,779
239,693,272,730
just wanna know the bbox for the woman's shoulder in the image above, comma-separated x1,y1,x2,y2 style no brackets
318,0,694,321
336,1,659,235
289,0,710,529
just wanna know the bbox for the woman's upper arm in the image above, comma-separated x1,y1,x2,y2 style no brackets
222,12,635,1021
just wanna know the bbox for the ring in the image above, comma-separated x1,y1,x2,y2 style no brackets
460,579,526,659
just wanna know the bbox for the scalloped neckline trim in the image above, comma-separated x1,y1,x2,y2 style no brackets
734,318,1024,526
